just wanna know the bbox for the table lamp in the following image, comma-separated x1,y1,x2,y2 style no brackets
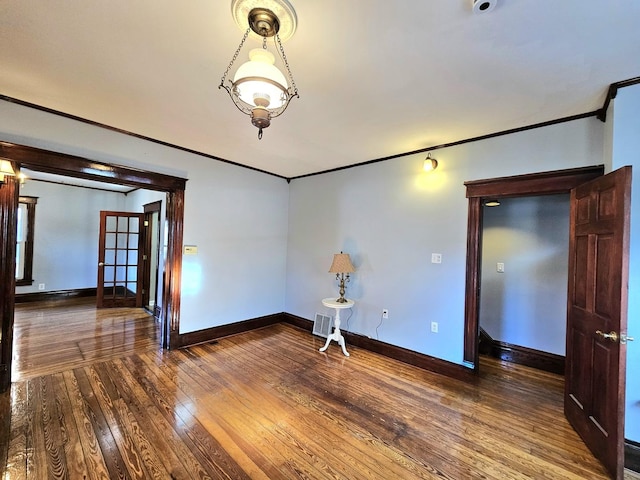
328,252,355,303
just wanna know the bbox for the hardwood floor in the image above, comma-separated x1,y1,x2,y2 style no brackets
11,297,160,381
1,299,635,478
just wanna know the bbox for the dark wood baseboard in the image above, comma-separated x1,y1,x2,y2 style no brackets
14,287,97,304
479,328,565,375
176,313,284,349
282,313,477,383
626,439,640,472
177,312,476,382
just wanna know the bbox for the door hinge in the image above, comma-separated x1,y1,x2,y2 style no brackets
144,220,149,227
142,289,146,294
143,254,147,260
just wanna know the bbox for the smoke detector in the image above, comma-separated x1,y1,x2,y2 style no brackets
473,0,498,14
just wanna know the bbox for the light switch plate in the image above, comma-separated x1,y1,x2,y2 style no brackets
431,253,442,264
184,245,198,255
497,262,505,273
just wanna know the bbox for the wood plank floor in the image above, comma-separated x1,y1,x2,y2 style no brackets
11,297,160,381
1,299,636,479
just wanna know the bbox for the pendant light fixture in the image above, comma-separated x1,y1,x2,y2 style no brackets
219,0,299,140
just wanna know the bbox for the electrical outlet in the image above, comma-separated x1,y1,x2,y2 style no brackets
431,253,442,264
38,283,45,290
431,321,439,333
382,309,389,319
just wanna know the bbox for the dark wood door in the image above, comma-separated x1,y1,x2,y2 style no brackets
565,166,631,479
97,211,145,308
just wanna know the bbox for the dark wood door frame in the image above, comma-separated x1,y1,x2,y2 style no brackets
463,165,605,369
0,141,187,391
142,201,162,318
0,171,19,391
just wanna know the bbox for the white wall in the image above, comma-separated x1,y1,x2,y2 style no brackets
286,118,604,365
479,195,570,355
0,99,290,334
6,95,635,440
610,84,640,442
16,180,126,293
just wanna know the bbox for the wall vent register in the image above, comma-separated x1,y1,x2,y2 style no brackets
312,313,332,338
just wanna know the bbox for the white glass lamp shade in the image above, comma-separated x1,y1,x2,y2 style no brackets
0,159,15,182
233,49,288,109
423,154,438,172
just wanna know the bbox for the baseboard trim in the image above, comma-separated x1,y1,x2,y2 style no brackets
178,312,476,382
15,287,97,303
626,439,640,472
176,313,284,349
282,313,477,383
479,328,565,375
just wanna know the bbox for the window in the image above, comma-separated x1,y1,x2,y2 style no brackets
16,196,37,286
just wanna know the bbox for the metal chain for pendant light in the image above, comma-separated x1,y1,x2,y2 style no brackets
276,33,298,98
219,27,251,87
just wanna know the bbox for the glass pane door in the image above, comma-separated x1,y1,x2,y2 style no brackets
97,211,144,308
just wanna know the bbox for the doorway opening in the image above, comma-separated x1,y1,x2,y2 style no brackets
0,141,186,391
462,165,604,368
478,194,570,375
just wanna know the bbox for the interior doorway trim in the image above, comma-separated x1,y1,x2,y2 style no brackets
462,165,604,369
0,141,186,390
143,201,163,319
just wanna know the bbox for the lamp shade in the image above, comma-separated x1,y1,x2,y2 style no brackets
0,159,15,182
233,48,288,109
328,253,355,274
0,159,15,176
423,153,438,172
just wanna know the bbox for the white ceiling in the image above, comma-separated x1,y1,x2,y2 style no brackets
1,1,639,179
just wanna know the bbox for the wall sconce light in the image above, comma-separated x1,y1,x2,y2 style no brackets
423,153,438,172
0,159,16,184
484,199,501,207
328,252,355,303
219,0,299,140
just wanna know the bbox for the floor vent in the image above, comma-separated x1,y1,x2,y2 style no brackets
312,313,332,338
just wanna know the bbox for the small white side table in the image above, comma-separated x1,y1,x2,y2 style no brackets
319,297,354,357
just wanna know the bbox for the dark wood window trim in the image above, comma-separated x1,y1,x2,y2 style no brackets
15,196,37,286
0,141,186,391
462,165,604,370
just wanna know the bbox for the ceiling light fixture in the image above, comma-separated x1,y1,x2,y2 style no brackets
423,153,438,172
219,0,299,140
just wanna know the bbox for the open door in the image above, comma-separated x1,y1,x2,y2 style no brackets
97,211,145,308
565,166,631,479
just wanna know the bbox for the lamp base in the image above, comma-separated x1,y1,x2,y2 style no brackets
335,297,348,303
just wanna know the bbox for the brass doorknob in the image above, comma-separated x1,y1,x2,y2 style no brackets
596,330,618,342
